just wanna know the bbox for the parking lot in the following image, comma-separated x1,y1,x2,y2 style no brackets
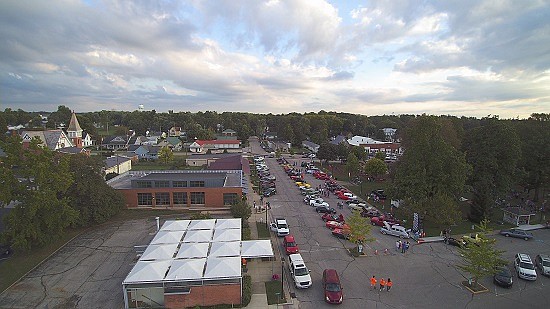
0,219,157,309
255,142,550,308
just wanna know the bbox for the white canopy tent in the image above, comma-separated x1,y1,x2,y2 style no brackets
215,218,241,230
204,257,241,279
165,258,207,281
182,229,214,242
139,243,179,261
150,230,185,245
187,219,216,230
123,260,172,284
212,228,241,242
241,240,274,258
160,220,191,231
209,242,241,257
175,242,210,259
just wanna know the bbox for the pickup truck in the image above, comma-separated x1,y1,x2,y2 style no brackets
288,253,312,288
270,218,290,237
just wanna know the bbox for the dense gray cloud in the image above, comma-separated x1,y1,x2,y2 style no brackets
0,0,547,118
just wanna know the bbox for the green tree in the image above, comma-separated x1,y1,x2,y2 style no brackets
230,199,252,222
317,143,338,163
364,158,388,179
457,220,506,287
391,115,470,224
1,137,78,250
67,154,125,226
282,124,295,146
350,146,366,161
516,114,550,202
375,151,385,161
46,105,72,129
0,113,7,141
464,118,520,222
346,209,374,252
158,146,174,164
345,153,360,178
190,212,212,220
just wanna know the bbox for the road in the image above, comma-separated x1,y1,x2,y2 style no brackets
250,137,550,309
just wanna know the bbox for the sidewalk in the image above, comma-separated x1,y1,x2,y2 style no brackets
245,158,295,308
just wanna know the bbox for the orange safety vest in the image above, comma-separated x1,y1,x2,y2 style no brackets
387,280,393,287
380,279,386,286
370,277,377,285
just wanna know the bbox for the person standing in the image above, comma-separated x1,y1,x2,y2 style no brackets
404,241,410,253
386,278,392,291
396,240,401,252
379,278,386,291
370,276,377,290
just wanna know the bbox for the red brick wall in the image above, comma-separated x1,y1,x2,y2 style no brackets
120,187,242,209
164,283,241,308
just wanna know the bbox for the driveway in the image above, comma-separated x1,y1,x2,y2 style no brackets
0,219,157,309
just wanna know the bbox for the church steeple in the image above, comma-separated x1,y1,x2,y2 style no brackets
67,111,83,148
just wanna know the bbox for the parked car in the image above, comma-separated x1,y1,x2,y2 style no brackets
499,228,534,240
337,192,357,200
270,218,290,237
371,189,387,200
326,221,350,230
283,235,299,255
514,253,537,281
535,254,550,276
331,228,351,240
361,209,382,218
461,233,486,245
323,269,343,304
316,206,337,214
263,188,277,197
493,266,513,287
444,237,465,247
310,198,329,208
322,213,343,222
380,222,410,238
348,202,368,211
371,216,400,227
288,253,312,289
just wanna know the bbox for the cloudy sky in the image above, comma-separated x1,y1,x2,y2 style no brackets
1,0,549,118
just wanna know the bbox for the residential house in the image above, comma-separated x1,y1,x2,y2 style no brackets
101,135,130,150
21,130,74,150
157,137,183,151
57,147,91,155
302,140,320,153
169,126,183,137
188,140,241,153
105,155,132,175
82,132,93,147
329,135,348,146
135,145,161,161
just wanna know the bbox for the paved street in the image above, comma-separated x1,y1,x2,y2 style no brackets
251,137,550,309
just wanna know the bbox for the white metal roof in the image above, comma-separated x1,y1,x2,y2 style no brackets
176,242,210,259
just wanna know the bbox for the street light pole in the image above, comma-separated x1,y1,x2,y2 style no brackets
281,260,284,301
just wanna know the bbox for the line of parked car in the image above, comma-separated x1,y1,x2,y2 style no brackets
254,155,277,197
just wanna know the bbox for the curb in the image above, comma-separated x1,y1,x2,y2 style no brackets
461,281,489,294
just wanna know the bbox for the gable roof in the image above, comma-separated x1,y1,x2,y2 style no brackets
330,135,348,145
166,137,182,145
102,135,128,145
21,130,73,150
196,140,240,146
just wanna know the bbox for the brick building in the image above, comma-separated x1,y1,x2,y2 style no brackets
122,219,273,308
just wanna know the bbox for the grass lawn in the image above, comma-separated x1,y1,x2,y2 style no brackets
265,280,286,305
256,221,271,239
0,227,85,293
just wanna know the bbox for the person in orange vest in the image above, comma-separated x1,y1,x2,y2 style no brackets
379,278,386,291
370,276,377,290
386,278,392,291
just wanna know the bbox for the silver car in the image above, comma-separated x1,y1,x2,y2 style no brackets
535,254,550,276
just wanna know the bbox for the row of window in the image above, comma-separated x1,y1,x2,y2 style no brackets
136,180,205,188
137,192,239,206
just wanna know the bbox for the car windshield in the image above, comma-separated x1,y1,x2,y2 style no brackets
286,242,296,247
325,283,341,292
279,224,288,229
497,268,511,276
295,267,309,276
542,260,550,267
520,262,535,270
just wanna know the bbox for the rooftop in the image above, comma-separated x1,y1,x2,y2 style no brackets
107,170,243,189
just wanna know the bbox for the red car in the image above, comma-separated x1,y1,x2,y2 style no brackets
323,269,343,304
283,235,299,255
370,216,400,227
322,213,344,222
337,192,357,200
326,221,350,230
